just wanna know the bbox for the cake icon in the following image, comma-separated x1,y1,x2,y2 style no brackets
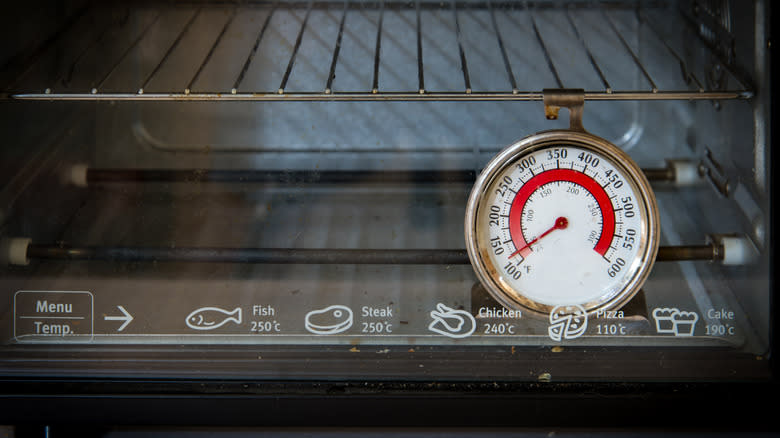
672,311,699,336
652,308,678,333
652,307,699,337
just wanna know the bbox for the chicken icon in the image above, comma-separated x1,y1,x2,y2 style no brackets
428,303,476,338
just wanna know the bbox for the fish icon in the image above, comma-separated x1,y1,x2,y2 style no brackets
305,305,353,335
186,306,242,331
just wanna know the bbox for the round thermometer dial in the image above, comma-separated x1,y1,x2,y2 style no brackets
465,131,659,316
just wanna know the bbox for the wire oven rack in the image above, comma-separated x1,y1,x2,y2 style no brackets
3,1,751,102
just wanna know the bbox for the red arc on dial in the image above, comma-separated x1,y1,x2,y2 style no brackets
508,168,616,259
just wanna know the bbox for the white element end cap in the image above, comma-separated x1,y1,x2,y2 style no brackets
69,164,89,187
710,234,759,266
667,160,701,186
0,237,32,266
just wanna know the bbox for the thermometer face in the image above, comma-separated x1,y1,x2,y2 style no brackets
465,131,659,316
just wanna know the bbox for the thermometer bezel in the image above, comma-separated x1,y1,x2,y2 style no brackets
465,130,660,317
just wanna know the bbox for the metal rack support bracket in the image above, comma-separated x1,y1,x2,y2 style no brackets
542,88,585,131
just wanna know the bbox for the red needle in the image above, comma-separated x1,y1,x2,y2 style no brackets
509,216,568,259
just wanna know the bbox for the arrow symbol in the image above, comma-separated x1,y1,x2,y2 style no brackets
104,305,134,332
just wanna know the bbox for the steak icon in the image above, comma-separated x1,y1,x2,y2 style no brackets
305,305,354,335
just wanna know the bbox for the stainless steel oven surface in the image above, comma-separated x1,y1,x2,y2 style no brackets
0,0,775,431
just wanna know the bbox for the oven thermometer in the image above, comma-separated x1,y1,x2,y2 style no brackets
465,130,659,316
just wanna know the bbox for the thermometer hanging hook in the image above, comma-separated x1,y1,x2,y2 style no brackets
543,88,586,132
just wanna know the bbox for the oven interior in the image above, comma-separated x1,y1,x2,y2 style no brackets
0,0,772,382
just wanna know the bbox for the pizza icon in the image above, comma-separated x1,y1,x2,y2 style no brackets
548,305,588,341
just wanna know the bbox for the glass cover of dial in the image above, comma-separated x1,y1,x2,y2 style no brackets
475,144,649,310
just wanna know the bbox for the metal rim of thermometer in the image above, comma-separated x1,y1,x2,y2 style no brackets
465,130,660,317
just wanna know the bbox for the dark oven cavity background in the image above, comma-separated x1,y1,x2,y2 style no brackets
0,0,771,381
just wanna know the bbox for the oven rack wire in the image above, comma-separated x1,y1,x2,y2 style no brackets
3,1,751,102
